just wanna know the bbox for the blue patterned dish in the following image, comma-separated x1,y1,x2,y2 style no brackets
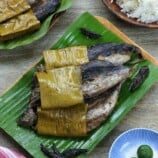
109,128,158,158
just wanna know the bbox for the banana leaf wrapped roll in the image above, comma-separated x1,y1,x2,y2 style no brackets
0,0,31,23
0,10,40,41
36,103,87,137
36,66,84,109
43,46,89,70
36,60,130,109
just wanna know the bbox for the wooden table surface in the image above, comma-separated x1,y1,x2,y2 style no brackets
0,0,158,157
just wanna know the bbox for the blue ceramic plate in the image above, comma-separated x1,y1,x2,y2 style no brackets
109,128,158,158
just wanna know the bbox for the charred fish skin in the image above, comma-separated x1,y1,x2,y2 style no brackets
81,60,130,99
87,84,121,132
80,28,102,39
88,43,142,65
18,107,37,128
130,66,149,92
32,0,60,22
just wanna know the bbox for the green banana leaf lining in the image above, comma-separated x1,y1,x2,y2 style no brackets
0,12,158,158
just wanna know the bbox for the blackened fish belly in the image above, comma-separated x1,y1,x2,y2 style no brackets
18,43,142,137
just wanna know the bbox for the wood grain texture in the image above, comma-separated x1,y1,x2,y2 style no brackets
96,16,158,66
0,1,158,158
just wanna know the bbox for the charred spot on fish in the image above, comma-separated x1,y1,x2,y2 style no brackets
122,44,141,54
18,76,39,128
80,28,102,39
81,60,124,82
17,107,37,128
30,66,44,108
29,82,40,109
32,0,61,21
87,43,141,61
129,66,149,92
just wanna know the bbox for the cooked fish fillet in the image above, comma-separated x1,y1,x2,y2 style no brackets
88,43,141,65
86,87,117,110
82,60,130,98
87,85,121,132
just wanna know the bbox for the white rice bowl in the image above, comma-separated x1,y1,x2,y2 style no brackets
115,0,158,23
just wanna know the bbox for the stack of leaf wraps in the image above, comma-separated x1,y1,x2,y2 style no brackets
36,46,90,137
0,0,40,41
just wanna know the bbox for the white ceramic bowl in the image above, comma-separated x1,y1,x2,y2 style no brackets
109,128,158,158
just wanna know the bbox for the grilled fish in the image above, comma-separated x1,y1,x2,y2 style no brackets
29,60,130,106
27,0,60,21
88,43,142,65
82,60,130,98
87,85,121,132
18,84,121,132
18,61,129,130
43,43,142,69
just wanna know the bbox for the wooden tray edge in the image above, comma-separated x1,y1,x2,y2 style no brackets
95,16,158,66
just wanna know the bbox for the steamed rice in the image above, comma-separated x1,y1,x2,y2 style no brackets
115,0,158,23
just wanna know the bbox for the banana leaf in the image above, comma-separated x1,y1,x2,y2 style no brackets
0,0,73,50
0,12,158,158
